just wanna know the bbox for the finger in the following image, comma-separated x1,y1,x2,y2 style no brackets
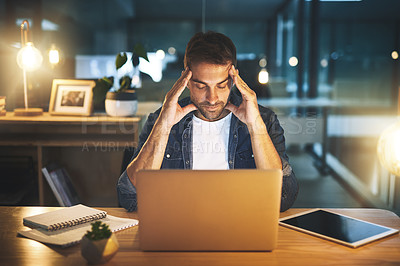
229,64,235,75
181,103,197,115
225,102,238,115
229,65,236,78
181,66,190,77
230,67,254,98
229,65,238,88
174,67,189,87
176,67,190,88
230,65,239,77
233,74,250,96
169,69,192,100
176,70,192,95
230,65,243,90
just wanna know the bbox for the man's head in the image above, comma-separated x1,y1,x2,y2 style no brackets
184,31,237,121
184,31,237,69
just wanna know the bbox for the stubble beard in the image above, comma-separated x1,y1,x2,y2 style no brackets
193,101,228,121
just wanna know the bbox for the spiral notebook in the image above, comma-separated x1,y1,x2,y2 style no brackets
18,204,138,247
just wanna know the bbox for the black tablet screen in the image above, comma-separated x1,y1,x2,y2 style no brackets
280,210,391,243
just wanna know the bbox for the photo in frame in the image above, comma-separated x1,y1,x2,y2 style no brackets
49,79,95,116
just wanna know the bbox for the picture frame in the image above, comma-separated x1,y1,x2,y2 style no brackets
49,79,95,116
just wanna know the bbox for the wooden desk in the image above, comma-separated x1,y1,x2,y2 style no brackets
0,113,141,205
1,207,399,265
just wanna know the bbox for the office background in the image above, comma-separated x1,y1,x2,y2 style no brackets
0,0,399,215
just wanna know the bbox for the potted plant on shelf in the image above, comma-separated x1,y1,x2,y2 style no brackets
93,43,149,117
81,221,119,264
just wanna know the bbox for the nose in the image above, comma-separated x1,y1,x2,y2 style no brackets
206,87,218,104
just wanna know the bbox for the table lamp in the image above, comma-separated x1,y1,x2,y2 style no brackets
377,88,400,176
14,20,43,116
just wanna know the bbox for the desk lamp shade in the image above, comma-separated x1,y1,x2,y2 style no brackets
14,20,43,116
377,89,400,176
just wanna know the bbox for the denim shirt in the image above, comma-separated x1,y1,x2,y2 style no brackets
117,92,298,212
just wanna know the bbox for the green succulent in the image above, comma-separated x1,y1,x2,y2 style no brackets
84,221,112,241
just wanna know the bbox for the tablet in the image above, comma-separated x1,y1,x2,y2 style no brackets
279,209,399,248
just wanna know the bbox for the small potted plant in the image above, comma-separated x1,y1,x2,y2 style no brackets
93,43,149,116
81,221,119,264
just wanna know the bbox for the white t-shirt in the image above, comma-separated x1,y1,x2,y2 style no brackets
192,113,232,170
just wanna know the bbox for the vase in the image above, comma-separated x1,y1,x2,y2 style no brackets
105,90,138,117
81,233,119,264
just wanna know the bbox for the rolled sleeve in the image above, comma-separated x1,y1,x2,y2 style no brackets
117,170,138,212
264,109,299,212
116,112,160,211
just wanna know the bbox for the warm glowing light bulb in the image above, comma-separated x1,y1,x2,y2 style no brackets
258,69,269,84
320,59,328,68
156,49,165,60
259,58,267,68
377,121,400,176
392,51,399,60
16,42,43,72
289,56,298,67
168,47,176,55
49,48,60,65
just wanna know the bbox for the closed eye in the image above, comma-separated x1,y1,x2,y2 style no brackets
196,85,207,90
217,81,229,89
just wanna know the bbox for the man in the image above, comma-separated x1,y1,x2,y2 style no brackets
117,31,298,212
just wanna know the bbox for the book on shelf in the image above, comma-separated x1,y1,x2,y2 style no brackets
18,204,138,247
42,164,80,207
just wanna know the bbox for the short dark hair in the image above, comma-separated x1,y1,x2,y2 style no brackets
184,31,237,69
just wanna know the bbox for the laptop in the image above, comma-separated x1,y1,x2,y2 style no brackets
136,169,283,251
